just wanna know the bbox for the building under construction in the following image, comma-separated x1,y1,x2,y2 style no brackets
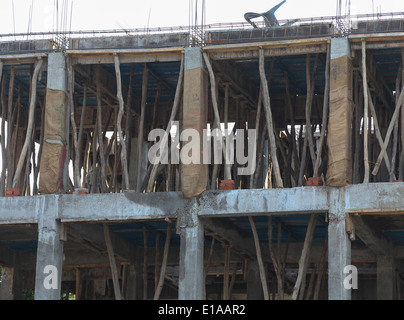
1,10,404,300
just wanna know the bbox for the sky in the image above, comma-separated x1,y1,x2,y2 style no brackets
0,0,402,35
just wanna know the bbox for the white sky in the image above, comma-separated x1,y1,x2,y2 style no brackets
0,0,402,34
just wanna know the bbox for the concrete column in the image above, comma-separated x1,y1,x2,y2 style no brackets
34,195,64,300
247,260,264,300
328,188,351,300
181,47,208,198
377,251,397,300
39,52,69,194
326,38,353,187
178,211,205,300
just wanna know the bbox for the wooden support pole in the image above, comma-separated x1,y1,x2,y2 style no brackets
78,84,88,188
367,86,392,174
136,64,149,193
96,67,107,193
154,233,160,292
114,54,130,190
314,46,330,177
103,223,122,300
143,227,148,300
13,58,43,189
0,62,6,196
292,213,318,300
223,244,231,300
203,52,230,169
400,49,404,180
154,220,172,300
305,54,319,169
372,87,404,177
147,54,184,193
33,99,44,195
313,231,328,300
250,86,262,189
6,65,15,188
224,84,232,181
390,64,402,181
75,268,81,300
362,40,370,183
67,57,80,189
204,237,215,279
248,216,269,300
125,65,135,154
258,49,283,188
268,216,284,300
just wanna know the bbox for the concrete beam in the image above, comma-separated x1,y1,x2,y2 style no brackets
203,38,329,61
345,183,404,214
68,48,182,65
196,187,329,217
58,192,180,222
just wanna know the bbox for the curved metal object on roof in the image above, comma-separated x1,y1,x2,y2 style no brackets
244,0,298,28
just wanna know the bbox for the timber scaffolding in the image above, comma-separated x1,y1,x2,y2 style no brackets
1,12,404,301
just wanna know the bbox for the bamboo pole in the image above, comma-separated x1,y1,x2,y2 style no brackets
248,216,269,300
136,64,149,193
258,49,283,188
114,54,130,190
147,54,184,193
103,223,122,300
313,46,330,177
292,213,318,300
154,220,172,300
13,58,43,189
362,40,370,183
